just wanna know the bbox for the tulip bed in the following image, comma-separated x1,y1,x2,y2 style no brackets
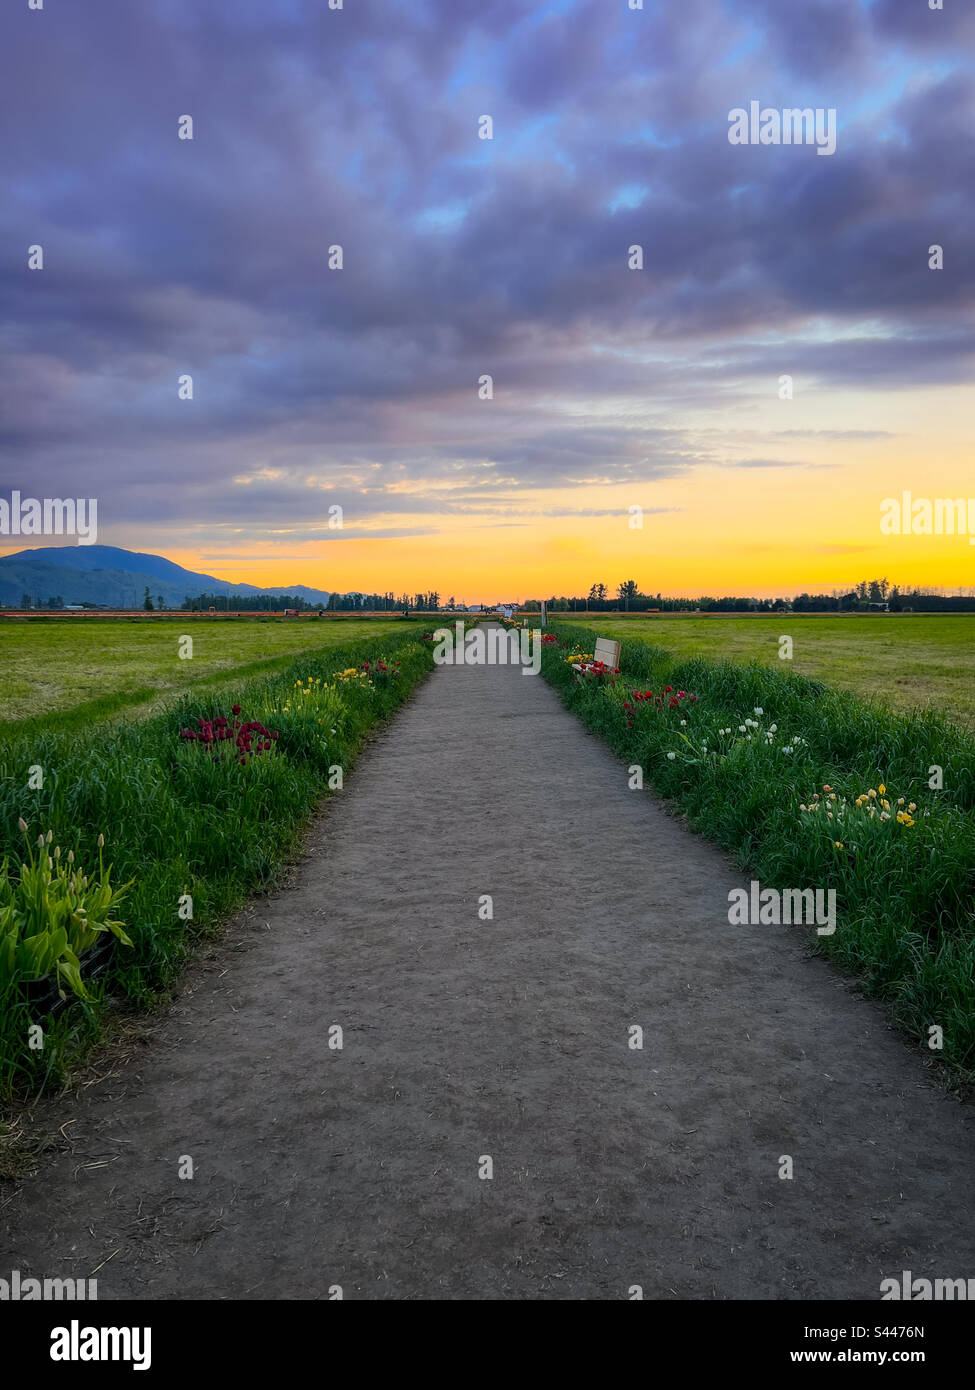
0,628,437,1097
542,622,975,1080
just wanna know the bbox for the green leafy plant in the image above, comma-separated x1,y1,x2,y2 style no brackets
0,822,133,1000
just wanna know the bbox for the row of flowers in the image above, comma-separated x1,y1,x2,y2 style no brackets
801,782,920,832
666,709,809,761
547,631,933,841
623,687,697,728
179,706,280,765
177,658,403,766
563,649,621,684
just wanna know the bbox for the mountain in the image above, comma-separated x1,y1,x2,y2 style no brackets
0,545,330,609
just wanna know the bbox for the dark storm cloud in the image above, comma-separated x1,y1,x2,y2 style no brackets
0,0,971,535
871,0,975,47
735,0,871,78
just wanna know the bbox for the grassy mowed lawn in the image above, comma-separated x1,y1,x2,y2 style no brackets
571,614,975,726
0,617,406,728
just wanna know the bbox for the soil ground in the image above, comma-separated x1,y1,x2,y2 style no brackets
3,632,974,1299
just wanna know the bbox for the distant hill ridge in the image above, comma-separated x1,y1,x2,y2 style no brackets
0,545,330,608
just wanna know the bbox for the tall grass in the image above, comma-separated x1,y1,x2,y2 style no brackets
545,622,975,1078
0,630,435,1098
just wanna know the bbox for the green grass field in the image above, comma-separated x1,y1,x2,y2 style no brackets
0,617,406,730
572,614,975,726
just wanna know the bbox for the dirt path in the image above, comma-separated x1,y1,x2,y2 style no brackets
3,634,974,1299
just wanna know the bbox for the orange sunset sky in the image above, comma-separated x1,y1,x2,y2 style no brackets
150,384,974,602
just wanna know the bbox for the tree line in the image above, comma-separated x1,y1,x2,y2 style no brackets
10,579,975,615
180,591,445,612
521,580,975,613
323,591,442,612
